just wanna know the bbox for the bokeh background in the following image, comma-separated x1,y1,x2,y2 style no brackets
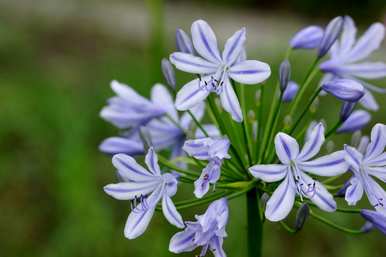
1,0,386,256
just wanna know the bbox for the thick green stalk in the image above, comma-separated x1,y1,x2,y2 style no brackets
247,188,263,257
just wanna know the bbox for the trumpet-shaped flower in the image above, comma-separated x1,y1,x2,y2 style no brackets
100,83,204,156
169,198,228,257
183,137,230,198
104,148,184,239
289,26,324,49
249,123,348,221
100,81,168,129
344,123,386,213
320,16,386,111
170,19,271,122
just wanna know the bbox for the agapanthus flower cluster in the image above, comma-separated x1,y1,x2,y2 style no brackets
100,16,386,256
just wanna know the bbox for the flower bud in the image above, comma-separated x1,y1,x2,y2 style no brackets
294,203,309,232
99,137,144,156
337,110,371,133
161,58,176,89
318,16,344,58
360,209,386,235
290,26,324,49
360,222,374,233
282,81,299,103
279,60,291,91
322,79,364,102
340,101,356,122
176,28,194,54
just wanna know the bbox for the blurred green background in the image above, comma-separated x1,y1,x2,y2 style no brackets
1,0,386,257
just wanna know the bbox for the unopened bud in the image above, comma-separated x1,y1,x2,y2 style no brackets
294,203,309,232
279,60,291,92
161,58,176,89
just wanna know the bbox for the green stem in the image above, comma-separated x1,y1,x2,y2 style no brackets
309,210,365,235
255,86,265,162
288,87,322,134
187,110,208,137
325,119,343,139
247,188,263,257
287,57,320,121
280,221,297,234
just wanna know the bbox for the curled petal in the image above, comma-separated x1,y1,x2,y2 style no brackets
209,237,227,257
151,83,177,120
289,26,324,49
265,174,296,221
99,137,144,156
365,123,386,161
104,180,160,200
145,147,161,176
359,89,379,111
310,182,337,212
344,145,363,172
175,78,210,111
169,229,197,253
347,23,385,63
336,16,357,57
337,110,371,133
322,79,364,102
228,60,271,84
170,52,218,74
191,19,221,63
112,154,154,182
318,16,344,57
274,132,299,164
336,62,386,79
298,122,325,161
222,27,246,66
176,28,194,54
124,207,155,239
249,164,288,182
220,78,243,122
345,177,364,205
162,196,184,228
298,151,348,176
124,184,164,239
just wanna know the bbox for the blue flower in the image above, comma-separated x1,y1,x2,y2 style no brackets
320,16,386,111
361,209,386,235
183,137,231,198
100,83,205,157
321,78,364,102
169,198,229,257
170,19,271,122
282,81,299,102
290,25,324,49
100,80,167,129
344,123,386,212
104,148,184,239
249,123,348,221
337,110,371,133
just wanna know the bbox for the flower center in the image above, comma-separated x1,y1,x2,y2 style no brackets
291,164,316,200
199,65,228,95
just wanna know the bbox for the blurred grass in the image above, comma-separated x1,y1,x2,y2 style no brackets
1,7,386,257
